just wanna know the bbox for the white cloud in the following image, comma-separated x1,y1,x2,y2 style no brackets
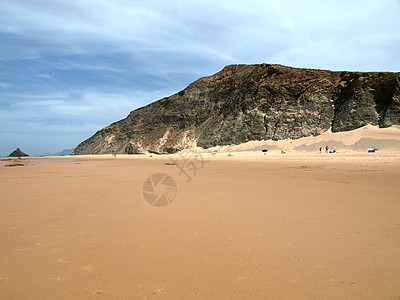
36,73,54,80
2,89,174,129
1,0,398,69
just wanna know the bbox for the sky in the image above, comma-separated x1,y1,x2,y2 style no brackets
1,0,400,156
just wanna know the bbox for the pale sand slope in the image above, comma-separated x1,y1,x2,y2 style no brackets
202,124,400,155
0,152,399,299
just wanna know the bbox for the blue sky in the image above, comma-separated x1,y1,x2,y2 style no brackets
1,0,400,156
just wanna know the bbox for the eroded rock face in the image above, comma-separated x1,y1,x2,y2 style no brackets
74,64,400,154
8,148,29,157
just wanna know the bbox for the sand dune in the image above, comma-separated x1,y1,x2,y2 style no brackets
202,125,400,154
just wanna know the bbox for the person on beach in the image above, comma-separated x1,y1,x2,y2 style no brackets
319,147,322,153
325,146,329,153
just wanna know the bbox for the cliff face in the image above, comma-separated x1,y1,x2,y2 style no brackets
74,64,400,154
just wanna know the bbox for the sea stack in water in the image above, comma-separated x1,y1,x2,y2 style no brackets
8,148,29,157
74,64,400,155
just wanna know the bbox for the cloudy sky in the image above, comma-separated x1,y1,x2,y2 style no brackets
1,0,400,155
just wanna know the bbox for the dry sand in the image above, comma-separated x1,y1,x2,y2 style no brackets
203,124,400,154
1,128,400,299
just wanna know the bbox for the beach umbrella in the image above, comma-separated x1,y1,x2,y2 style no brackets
367,148,375,153
374,148,379,151
332,147,337,150
262,149,268,152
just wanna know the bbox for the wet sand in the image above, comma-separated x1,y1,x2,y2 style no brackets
0,154,399,299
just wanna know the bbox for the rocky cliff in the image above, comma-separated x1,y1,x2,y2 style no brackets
74,64,400,154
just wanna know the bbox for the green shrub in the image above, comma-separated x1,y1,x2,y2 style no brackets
178,90,185,96
159,98,171,108
253,70,268,82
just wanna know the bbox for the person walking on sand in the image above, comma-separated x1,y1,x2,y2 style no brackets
325,146,329,153
319,147,322,153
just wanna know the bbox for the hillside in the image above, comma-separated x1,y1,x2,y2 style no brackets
74,64,400,154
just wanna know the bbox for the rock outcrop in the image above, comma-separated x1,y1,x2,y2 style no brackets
74,64,400,154
8,148,29,157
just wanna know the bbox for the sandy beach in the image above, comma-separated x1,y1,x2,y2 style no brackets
2,0,400,298
0,148,399,299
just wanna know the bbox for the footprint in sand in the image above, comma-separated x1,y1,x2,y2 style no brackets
339,281,358,286
50,248,58,254
153,288,165,295
292,255,305,263
93,290,104,295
